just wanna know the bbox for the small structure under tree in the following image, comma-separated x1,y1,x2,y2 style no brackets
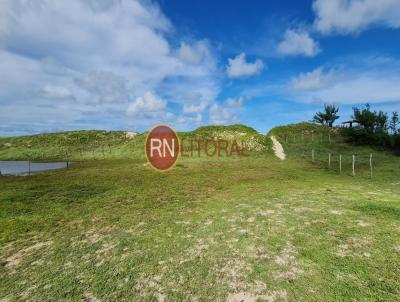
341,119,359,128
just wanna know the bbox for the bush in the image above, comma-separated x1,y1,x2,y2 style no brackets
341,127,391,148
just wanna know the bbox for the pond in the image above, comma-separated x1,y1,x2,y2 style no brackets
0,161,69,176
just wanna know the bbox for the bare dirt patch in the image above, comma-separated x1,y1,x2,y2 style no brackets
226,290,288,302
81,293,101,302
81,225,116,244
5,241,53,268
336,237,371,258
273,243,304,281
134,275,165,301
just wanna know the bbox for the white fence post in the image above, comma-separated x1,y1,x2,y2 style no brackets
339,154,342,174
370,153,373,178
352,155,355,177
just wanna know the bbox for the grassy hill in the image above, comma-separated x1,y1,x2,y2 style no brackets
268,122,398,178
0,125,270,161
1,123,400,301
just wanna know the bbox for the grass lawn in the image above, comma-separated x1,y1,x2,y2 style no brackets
1,125,400,301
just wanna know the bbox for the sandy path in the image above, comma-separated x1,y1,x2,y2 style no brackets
271,136,286,160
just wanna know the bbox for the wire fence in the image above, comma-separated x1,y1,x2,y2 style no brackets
275,130,385,179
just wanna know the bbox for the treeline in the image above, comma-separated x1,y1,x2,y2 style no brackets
313,104,400,152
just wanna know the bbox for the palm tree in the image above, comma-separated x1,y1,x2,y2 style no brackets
313,104,340,127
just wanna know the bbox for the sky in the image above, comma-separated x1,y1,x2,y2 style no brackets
1,0,400,136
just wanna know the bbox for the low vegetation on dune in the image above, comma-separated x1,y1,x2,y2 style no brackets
1,123,400,301
0,125,269,161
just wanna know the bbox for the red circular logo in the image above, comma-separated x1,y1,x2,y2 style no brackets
145,124,180,171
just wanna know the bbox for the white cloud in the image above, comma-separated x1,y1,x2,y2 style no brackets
177,41,210,65
226,53,264,78
0,0,219,134
75,71,130,104
209,104,239,125
313,0,400,34
291,67,335,91
208,97,244,125
42,84,74,99
225,97,244,107
127,91,167,117
176,113,203,125
277,29,320,57
291,66,400,105
183,100,208,114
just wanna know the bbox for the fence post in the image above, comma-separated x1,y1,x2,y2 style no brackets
312,149,315,162
328,153,331,169
352,155,355,177
28,159,31,176
328,134,331,143
370,153,373,178
312,132,314,141
339,154,342,174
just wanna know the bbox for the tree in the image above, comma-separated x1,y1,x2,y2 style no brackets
390,111,399,134
352,104,376,132
352,104,388,133
313,104,340,127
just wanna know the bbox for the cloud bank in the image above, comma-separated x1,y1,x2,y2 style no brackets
0,0,219,134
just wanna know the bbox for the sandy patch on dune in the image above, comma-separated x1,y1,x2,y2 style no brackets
125,132,138,139
270,136,286,160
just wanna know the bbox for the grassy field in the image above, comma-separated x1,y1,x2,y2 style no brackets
1,124,400,301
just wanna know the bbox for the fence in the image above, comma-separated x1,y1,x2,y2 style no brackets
276,131,379,178
309,149,374,178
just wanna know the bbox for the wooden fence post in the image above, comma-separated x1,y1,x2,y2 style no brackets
352,155,355,177
370,153,373,178
312,149,315,162
339,154,342,174
328,134,331,143
328,153,331,169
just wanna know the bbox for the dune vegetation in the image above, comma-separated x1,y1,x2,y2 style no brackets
1,123,399,301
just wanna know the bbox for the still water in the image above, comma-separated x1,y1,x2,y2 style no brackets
0,161,68,176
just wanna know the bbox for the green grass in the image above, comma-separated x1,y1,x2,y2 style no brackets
1,123,400,301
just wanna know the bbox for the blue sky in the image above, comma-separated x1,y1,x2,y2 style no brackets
1,0,400,136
